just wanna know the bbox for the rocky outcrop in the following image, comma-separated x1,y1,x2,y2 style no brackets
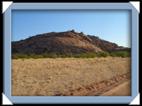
12,30,129,55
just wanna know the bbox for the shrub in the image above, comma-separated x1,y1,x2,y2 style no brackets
12,51,130,59
96,52,109,57
72,52,96,58
110,51,130,57
12,53,28,59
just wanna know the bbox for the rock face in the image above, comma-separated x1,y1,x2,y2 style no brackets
12,30,129,55
88,36,119,52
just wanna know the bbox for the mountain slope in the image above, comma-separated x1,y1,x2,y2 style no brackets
12,30,128,55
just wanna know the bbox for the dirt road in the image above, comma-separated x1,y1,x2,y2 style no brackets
101,80,131,96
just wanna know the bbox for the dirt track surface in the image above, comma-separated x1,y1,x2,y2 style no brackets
101,80,131,96
12,57,131,96
65,73,130,96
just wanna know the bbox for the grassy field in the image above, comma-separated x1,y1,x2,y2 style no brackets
12,57,131,96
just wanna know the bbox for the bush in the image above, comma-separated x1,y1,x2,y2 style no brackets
12,51,130,59
96,52,109,57
110,51,130,57
12,53,29,59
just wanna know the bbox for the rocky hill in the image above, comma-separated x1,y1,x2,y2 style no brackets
12,30,129,55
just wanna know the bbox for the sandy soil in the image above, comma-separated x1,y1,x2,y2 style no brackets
12,57,131,96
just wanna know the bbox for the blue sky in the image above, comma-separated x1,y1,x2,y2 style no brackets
12,10,131,47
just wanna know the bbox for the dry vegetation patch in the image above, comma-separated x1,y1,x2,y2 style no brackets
12,57,130,96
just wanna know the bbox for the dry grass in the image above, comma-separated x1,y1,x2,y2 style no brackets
12,57,131,96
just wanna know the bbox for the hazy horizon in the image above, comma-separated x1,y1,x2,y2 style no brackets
12,10,131,47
